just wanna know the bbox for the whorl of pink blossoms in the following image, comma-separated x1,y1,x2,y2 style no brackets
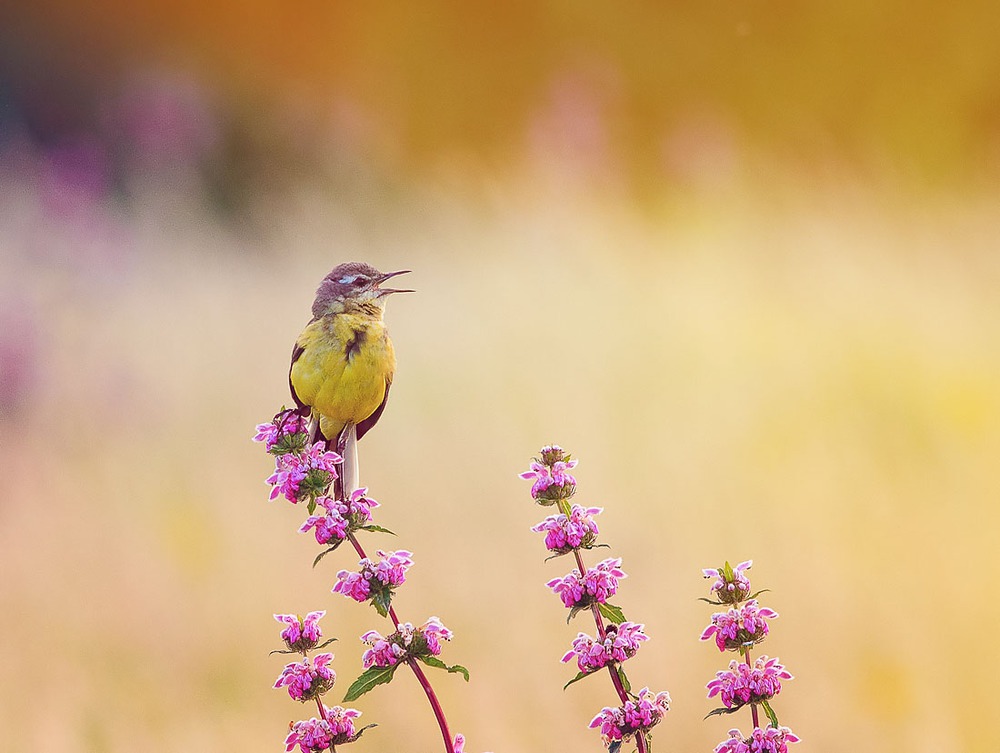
701,600,778,653
274,611,325,652
333,550,413,602
360,628,407,668
706,656,792,709
361,617,453,668
714,726,800,753
299,488,377,545
273,653,336,701
703,560,753,602
588,687,671,743
284,706,363,752
519,445,578,502
299,497,350,544
562,621,648,673
547,557,626,609
254,409,308,452
266,442,342,504
531,505,602,553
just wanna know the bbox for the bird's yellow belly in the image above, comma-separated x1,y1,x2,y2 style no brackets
291,314,395,439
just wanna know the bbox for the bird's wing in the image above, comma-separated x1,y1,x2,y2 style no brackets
288,340,310,414
355,376,392,441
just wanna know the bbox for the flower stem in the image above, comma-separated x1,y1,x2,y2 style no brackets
346,531,454,752
408,657,454,753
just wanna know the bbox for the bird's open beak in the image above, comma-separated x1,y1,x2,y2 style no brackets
376,269,415,295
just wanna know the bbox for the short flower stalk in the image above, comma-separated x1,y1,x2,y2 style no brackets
701,561,800,753
256,408,468,753
521,445,671,753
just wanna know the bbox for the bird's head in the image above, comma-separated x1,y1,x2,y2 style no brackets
311,262,412,318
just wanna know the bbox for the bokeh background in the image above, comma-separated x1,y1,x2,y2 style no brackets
2,3,999,752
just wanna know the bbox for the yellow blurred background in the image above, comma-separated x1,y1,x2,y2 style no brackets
2,3,999,752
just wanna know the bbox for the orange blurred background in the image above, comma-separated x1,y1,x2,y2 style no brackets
2,4,999,753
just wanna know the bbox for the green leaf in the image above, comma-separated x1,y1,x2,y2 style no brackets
760,699,779,728
312,542,343,569
599,602,627,624
315,637,338,650
563,670,594,690
704,706,742,720
543,551,570,562
359,524,396,536
306,498,317,516
608,741,622,753
418,655,470,681
617,665,632,695
343,665,399,702
749,589,771,600
268,648,297,655
698,597,724,605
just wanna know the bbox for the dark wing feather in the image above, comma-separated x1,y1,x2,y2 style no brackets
288,341,310,415
355,378,392,441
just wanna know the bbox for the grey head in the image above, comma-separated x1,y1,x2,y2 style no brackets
311,262,412,318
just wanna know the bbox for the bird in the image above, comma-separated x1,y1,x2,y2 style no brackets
289,262,411,494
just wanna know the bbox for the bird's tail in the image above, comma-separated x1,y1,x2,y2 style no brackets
340,424,360,498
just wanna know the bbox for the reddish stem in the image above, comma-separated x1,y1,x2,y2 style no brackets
346,532,454,752
408,657,454,752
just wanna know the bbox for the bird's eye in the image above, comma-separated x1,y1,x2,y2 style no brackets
338,274,358,285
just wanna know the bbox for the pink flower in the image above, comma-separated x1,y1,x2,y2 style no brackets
254,409,309,453
284,706,363,752
589,687,671,743
361,628,407,668
274,611,326,652
332,568,372,602
284,717,333,753
360,617,453,668
562,622,648,673
266,442,343,505
420,616,453,656
273,653,336,702
267,453,308,502
520,445,578,502
531,505,602,553
707,656,793,709
714,726,800,753
333,550,413,606
548,557,626,609
703,560,753,603
701,600,778,652
299,497,350,544
300,488,379,545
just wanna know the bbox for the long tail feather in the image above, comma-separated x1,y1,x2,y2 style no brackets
340,424,360,497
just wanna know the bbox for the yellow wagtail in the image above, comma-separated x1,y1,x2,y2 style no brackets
289,263,411,485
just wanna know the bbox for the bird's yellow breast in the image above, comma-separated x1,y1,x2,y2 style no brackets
290,313,395,439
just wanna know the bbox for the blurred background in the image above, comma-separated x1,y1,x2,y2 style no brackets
2,3,999,752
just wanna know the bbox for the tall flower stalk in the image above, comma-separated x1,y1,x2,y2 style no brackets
256,408,468,753
521,445,671,753
700,561,800,753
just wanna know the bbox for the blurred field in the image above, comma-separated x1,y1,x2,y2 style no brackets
2,163,999,753
3,4,1000,752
